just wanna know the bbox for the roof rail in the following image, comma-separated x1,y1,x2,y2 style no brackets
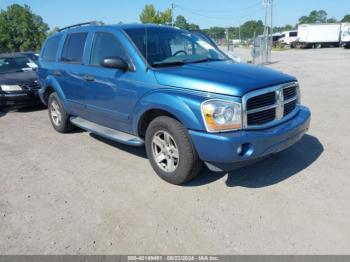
58,21,102,32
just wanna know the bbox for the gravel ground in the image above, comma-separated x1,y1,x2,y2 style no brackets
0,48,349,254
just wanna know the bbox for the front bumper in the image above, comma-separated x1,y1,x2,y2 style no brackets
189,106,311,171
0,90,41,107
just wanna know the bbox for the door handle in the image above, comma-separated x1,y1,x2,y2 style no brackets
83,75,95,81
53,70,62,76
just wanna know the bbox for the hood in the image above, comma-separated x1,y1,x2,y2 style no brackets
0,70,37,85
153,60,296,97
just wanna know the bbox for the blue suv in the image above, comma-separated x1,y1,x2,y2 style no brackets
38,22,311,185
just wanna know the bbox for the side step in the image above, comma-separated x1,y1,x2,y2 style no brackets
70,117,144,147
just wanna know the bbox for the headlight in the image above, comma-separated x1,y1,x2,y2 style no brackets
201,99,242,132
0,85,22,91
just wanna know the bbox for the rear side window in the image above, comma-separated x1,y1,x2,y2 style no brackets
42,35,62,62
90,32,127,66
61,32,88,63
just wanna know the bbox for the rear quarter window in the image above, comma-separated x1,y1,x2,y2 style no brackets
61,32,88,63
42,35,62,62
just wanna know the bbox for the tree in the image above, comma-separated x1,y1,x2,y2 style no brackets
139,4,172,25
240,20,264,39
159,8,172,25
326,17,338,23
273,24,295,33
139,4,158,24
0,4,49,52
299,10,328,24
341,14,350,23
202,27,226,41
174,15,200,30
174,15,188,29
188,23,200,30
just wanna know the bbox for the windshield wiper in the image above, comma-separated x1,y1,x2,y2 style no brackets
184,58,227,64
151,61,186,68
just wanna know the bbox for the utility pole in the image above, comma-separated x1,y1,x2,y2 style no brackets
269,0,274,63
225,28,229,51
171,3,175,27
238,22,241,44
262,0,272,64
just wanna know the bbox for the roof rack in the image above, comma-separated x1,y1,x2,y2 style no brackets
58,21,102,32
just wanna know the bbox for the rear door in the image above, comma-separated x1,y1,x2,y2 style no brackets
58,32,89,117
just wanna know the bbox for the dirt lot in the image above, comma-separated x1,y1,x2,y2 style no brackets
0,48,349,254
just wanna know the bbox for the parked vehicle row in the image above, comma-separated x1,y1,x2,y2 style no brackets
293,23,342,48
272,23,350,49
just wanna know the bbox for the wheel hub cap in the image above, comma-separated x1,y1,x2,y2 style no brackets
50,100,62,126
151,131,179,173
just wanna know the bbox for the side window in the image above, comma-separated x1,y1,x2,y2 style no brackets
61,32,88,63
289,32,297,37
90,32,127,66
42,35,62,62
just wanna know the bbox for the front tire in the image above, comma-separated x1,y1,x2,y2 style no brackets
145,116,203,185
48,92,74,133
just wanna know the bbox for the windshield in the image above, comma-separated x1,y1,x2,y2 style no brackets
0,56,35,74
124,27,229,67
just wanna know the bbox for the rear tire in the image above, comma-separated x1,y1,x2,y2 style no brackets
145,116,203,185
48,92,74,133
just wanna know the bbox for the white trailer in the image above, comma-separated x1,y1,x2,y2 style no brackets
341,23,350,48
295,23,341,48
278,30,298,46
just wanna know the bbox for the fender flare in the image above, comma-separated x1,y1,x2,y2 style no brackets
132,91,205,135
39,76,71,113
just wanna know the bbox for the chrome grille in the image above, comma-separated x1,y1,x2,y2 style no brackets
246,92,276,110
243,82,299,129
20,81,40,90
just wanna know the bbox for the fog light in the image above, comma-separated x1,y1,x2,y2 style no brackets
237,143,253,157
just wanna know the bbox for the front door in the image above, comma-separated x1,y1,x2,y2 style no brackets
82,31,136,133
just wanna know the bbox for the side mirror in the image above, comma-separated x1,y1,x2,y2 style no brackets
101,57,129,71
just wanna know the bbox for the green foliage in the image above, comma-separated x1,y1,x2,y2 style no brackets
0,4,49,52
273,24,295,33
326,17,338,23
174,15,199,30
202,27,226,40
239,20,264,39
299,10,328,24
341,14,350,23
139,4,172,25
203,21,264,41
174,15,188,29
188,23,200,30
139,4,157,23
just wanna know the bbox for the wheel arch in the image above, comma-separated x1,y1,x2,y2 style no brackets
40,76,71,113
133,91,206,137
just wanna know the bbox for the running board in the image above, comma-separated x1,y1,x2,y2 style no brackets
70,117,144,146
